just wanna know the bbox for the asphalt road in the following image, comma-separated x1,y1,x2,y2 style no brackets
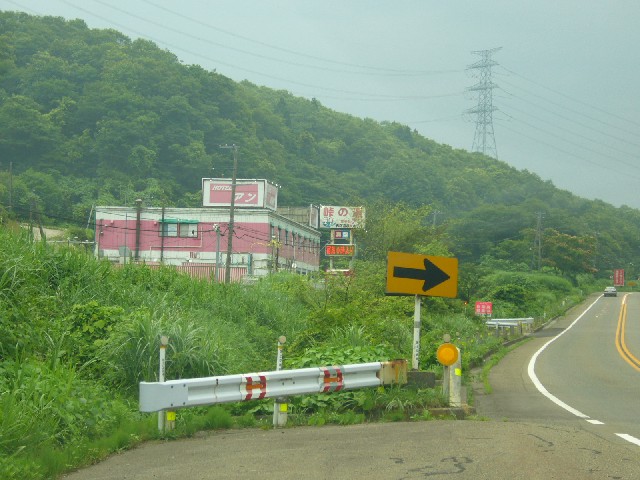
531,292,640,443
63,294,640,480
476,293,640,433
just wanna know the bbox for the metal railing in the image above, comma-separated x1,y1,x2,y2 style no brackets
485,317,534,336
139,360,407,413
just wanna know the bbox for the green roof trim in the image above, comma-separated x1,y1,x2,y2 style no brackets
159,218,199,224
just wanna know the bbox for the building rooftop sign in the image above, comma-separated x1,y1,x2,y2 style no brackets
202,178,278,210
319,206,365,229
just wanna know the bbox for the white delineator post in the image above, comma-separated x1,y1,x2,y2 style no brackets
437,334,461,405
158,336,169,432
273,336,288,428
449,347,462,408
412,295,421,370
442,365,450,400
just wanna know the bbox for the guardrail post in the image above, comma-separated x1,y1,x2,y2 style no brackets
273,336,288,428
158,335,169,433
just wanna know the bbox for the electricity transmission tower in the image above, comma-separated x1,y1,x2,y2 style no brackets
467,47,501,159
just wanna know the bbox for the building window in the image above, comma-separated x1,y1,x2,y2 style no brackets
180,223,198,238
161,223,178,237
160,220,198,238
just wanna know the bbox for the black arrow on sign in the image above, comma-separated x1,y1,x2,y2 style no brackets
393,258,450,292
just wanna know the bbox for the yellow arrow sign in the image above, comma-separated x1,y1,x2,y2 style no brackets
386,252,458,297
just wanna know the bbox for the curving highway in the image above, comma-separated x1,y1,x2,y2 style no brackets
527,293,640,446
63,294,640,479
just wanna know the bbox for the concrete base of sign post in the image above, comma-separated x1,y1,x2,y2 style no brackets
406,370,436,388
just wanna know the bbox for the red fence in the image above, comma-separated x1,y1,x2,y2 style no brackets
113,262,248,283
176,264,247,282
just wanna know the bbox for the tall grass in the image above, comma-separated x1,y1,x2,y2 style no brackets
0,228,590,479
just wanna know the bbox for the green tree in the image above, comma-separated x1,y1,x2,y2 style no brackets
356,201,434,261
542,229,597,276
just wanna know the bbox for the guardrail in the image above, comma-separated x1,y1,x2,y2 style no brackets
485,317,534,336
139,360,407,413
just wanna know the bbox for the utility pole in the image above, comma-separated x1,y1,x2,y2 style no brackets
593,231,599,271
134,198,142,261
160,206,165,263
270,235,281,273
9,161,13,214
213,223,221,282
219,144,239,284
467,47,501,159
432,210,442,228
532,211,544,270
124,213,128,265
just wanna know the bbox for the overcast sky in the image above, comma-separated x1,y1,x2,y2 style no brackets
2,0,640,208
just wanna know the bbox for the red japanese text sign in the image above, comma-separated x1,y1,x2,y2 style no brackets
614,269,625,286
324,244,355,256
475,301,493,315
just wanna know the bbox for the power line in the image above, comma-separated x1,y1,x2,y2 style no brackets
499,78,640,144
54,0,461,101
495,120,640,182
138,0,459,76
498,66,640,129
498,103,639,165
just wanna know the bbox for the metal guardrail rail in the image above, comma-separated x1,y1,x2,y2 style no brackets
485,317,534,335
485,317,534,327
139,360,407,413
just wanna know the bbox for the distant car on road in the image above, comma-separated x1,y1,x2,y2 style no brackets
603,286,617,297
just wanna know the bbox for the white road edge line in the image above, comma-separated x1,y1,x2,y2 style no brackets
527,296,603,420
616,434,640,447
528,296,640,448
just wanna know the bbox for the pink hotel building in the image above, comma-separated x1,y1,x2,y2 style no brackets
94,179,321,281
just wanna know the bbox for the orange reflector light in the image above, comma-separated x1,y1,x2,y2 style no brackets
436,343,459,366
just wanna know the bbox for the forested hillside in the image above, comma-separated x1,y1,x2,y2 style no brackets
1,11,639,277
1,11,638,479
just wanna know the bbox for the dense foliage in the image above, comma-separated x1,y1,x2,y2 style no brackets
0,225,598,479
0,11,639,278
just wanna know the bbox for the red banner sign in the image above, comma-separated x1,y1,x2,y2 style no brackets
475,301,493,315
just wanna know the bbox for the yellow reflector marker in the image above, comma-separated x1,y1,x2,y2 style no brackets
436,343,459,366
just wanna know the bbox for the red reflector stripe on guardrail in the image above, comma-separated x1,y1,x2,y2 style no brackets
322,367,344,392
243,375,267,400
